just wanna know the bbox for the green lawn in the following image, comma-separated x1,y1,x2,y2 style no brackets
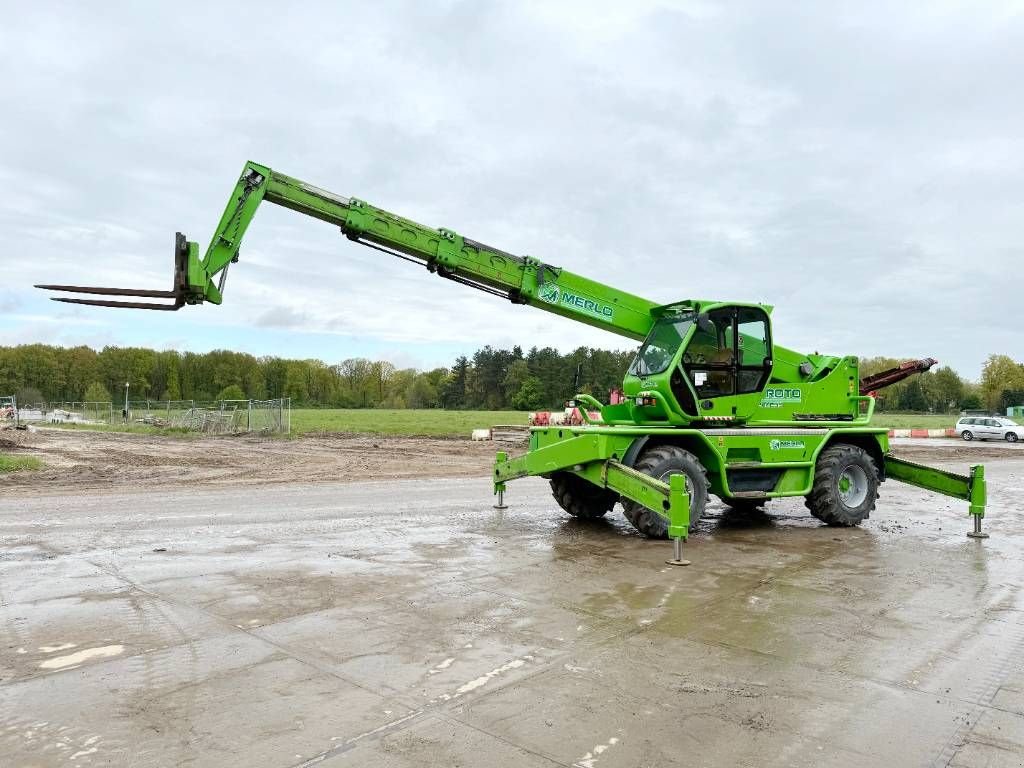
289,409,530,437
290,409,961,436
34,409,964,439
0,454,43,472
870,412,959,430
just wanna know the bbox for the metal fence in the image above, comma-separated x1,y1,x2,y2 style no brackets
48,401,115,425
9,397,290,434
168,399,290,434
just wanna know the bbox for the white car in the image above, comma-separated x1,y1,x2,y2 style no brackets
955,416,1024,443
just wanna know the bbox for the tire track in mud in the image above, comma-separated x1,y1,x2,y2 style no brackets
930,585,1024,767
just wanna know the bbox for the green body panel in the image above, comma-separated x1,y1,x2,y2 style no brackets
517,424,890,501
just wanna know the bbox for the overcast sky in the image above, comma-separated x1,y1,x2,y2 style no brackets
2,1,1022,377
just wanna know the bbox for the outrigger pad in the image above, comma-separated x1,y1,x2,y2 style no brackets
35,233,190,311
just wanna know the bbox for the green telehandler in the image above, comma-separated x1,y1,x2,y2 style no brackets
38,162,988,561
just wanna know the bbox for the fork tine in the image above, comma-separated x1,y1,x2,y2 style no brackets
34,284,178,299
50,297,183,311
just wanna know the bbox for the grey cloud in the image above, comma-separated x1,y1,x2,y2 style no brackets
2,1,1022,375
254,306,310,330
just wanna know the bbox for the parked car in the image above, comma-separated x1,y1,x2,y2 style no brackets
955,416,1024,442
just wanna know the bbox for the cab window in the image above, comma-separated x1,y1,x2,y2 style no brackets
682,307,771,399
736,308,771,394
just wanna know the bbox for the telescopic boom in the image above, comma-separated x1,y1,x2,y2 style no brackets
39,161,658,340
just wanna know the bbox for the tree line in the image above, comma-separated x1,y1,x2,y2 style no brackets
1,343,1021,413
0,343,631,411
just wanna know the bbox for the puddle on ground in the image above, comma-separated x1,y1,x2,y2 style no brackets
38,644,124,670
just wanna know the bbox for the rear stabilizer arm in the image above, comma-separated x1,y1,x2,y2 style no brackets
492,437,691,537
884,456,988,537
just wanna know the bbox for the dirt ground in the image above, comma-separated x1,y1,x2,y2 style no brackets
1,427,1017,495
0,428,503,493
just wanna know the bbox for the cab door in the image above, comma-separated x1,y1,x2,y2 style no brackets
680,306,773,419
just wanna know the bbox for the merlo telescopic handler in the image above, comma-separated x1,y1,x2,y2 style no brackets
38,162,989,561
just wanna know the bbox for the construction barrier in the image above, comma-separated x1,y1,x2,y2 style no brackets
529,409,601,427
889,429,957,438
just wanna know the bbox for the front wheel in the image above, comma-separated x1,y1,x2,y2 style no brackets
805,444,879,527
550,471,618,520
1007,432,1019,443
961,430,974,441
621,445,709,538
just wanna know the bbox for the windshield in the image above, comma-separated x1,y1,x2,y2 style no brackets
629,312,695,377
1001,419,1020,426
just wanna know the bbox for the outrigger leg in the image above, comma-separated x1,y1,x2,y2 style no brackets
665,474,691,567
493,451,509,510
492,436,691,562
884,457,988,539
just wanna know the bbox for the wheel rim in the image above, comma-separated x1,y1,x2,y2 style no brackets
963,431,973,441
1008,433,1018,443
837,465,869,507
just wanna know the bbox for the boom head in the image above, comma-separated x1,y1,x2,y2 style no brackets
37,232,211,310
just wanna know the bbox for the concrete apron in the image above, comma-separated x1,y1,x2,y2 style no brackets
1,462,1023,767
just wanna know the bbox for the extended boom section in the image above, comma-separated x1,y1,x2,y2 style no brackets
42,162,658,340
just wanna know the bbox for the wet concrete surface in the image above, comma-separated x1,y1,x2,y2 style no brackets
2,458,1023,767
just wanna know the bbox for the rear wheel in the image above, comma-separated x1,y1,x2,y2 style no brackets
961,430,974,441
805,444,879,527
621,445,709,538
549,471,618,520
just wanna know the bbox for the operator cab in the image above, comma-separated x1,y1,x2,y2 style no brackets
625,303,773,423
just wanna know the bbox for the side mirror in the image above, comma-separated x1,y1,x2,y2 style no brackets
696,313,715,334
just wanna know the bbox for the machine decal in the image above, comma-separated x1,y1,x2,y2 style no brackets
769,439,805,451
538,282,560,305
539,283,615,320
760,387,803,408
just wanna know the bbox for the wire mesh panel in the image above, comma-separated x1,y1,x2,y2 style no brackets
126,400,196,427
49,401,114,424
237,398,290,433
169,398,289,434
7,397,290,434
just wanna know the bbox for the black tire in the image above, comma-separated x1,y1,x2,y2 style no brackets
621,445,709,538
1006,432,1019,443
721,497,767,513
549,471,618,520
961,430,974,441
805,444,879,527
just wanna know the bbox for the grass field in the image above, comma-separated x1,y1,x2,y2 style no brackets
289,409,530,437
37,409,964,438
870,413,959,430
0,454,43,472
